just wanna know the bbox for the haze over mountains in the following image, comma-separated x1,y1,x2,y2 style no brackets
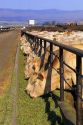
0,8,83,24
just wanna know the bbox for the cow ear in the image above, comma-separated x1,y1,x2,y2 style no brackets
38,73,44,81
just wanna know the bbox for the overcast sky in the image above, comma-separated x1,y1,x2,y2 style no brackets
0,0,83,10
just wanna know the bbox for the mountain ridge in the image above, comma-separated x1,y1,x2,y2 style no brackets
0,8,83,23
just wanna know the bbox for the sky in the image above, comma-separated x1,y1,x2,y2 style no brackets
0,0,83,10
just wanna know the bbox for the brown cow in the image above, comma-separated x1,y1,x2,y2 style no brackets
20,36,33,55
25,57,41,79
24,45,59,79
26,44,83,98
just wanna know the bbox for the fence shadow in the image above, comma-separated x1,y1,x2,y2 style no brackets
42,93,63,125
42,57,63,125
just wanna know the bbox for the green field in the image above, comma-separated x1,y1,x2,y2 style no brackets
0,48,64,125
17,50,63,125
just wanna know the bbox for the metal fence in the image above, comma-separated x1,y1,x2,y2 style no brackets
21,30,83,125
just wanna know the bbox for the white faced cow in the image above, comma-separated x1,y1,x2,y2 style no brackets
26,44,83,98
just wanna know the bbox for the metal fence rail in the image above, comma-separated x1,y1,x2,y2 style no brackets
21,30,83,125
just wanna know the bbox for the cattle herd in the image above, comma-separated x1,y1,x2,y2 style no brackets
20,31,83,101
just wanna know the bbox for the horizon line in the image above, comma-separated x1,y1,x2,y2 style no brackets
0,8,83,11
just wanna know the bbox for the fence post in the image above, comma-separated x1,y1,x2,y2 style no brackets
76,55,82,125
21,30,24,36
35,38,39,55
26,34,29,42
44,40,46,53
33,36,37,54
50,43,53,66
40,40,47,69
37,38,39,51
38,39,42,57
59,48,64,101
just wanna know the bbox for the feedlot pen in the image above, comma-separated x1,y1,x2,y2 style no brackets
22,31,83,125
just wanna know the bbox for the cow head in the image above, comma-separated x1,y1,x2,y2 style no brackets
25,57,41,79
25,66,60,98
25,72,46,97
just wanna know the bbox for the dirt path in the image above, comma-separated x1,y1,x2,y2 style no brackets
0,31,19,94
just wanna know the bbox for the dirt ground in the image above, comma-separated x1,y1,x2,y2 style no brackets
0,30,20,94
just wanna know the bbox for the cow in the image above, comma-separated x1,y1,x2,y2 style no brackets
25,56,41,79
20,35,33,55
25,44,83,98
24,43,59,79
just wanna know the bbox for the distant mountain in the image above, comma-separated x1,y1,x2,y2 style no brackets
0,8,83,24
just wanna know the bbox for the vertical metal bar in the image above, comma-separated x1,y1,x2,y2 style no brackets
29,35,32,44
33,36,35,47
49,43,53,67
76,55,82,125
36,38,39,55
31,36,34,50
31,36,34,47
34,36,37,53
28,35,30,43
39,39,42,57
25,34,28,41
37,38,39,49
40,39,42,49
59,48,64,101
40,40,47,69
35,37,38,53
21,30,24,36
44,41,46,53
